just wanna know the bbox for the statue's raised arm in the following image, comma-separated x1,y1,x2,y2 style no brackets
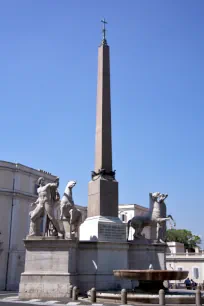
45,177,59,189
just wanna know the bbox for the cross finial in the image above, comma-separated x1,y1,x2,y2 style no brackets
101,18,108,45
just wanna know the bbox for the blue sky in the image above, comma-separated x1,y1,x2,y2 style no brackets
1,1,204,244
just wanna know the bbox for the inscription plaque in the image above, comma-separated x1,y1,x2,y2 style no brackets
98,222,126,241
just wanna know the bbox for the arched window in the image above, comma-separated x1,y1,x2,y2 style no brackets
192,267,199,279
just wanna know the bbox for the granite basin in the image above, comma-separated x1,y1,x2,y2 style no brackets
113,269,188,281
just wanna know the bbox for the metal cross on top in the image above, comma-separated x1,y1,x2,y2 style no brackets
101,18,108,45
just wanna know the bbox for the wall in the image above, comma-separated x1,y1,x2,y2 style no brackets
0,161,57,290
166,252,204,284
0,195,12,290
166,242,185,254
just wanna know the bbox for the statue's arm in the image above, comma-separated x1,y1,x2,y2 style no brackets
31,198,39,207
45,177,59,189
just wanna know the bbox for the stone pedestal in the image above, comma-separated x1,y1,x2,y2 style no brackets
19,237,78,299
79,215,126,242
62,220,76,239
128,239,167,290
78,241,130,293
88,179,118,218
128,239,167,270
19,237,167,297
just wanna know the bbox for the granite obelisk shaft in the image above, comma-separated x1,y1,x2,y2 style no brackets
87,41,118,218
95,44,112,172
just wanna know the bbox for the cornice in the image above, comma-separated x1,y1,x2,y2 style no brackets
167,256,204,262
0,189,37,200
0,161,57,180
119,204,148,212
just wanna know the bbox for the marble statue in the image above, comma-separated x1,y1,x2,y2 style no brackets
28,177,62,237
127,192,176,243
60,180,82,237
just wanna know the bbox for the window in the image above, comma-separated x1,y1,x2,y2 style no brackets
34,184,38,195
121,214,127,222
192,267,199,279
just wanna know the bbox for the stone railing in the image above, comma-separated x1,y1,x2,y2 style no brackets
86,287,204,305
67,284,204,305
166,251,204,257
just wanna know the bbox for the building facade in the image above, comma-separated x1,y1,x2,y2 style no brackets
0,161,57,291
166,242,204,285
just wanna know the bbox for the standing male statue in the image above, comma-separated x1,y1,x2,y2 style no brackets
28,177,62,237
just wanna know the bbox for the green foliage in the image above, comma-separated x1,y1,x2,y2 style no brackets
166,229,201,250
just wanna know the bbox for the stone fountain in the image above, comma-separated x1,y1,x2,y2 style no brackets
113,269,188,293
113,192,188,293
18,22,188,301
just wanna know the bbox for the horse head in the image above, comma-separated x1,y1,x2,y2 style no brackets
67,180,77,188
64,180,77,194
151,192,168,203
158,193,168,203
151,192,161,202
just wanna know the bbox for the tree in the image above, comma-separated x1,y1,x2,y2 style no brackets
166,229,201,251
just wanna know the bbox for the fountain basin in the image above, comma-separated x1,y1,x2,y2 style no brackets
113,269,188,281
113,270,189,293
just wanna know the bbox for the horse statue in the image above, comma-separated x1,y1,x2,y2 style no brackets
127,192,176,243
60,180,82,237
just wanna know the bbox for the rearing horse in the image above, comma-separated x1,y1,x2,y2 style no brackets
60,180,82,235
127,192,176,243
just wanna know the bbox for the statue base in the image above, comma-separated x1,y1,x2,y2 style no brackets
19,237,78,299
79,215,126,242
62,220,78,239
19,237,166,298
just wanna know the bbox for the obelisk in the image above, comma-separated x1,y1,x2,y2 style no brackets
80,20,126,242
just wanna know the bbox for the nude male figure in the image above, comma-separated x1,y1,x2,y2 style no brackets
29,176,62,236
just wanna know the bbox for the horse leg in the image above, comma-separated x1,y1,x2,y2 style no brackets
74,212,82,238
156,218,171,243
127,220,131,241
76,212,82,232
159,217,174,229
69,209,78,234
59,206,63,220
156,222,162,242
137,224,143,237
133,225,141,239
168,215,176,227
60,203,66,220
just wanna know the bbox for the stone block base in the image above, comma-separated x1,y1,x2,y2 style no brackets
79,216,126,242
19,237,78,299
19,237,166,298
19,274,77,299
78,241,130,293
128,239,167,270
